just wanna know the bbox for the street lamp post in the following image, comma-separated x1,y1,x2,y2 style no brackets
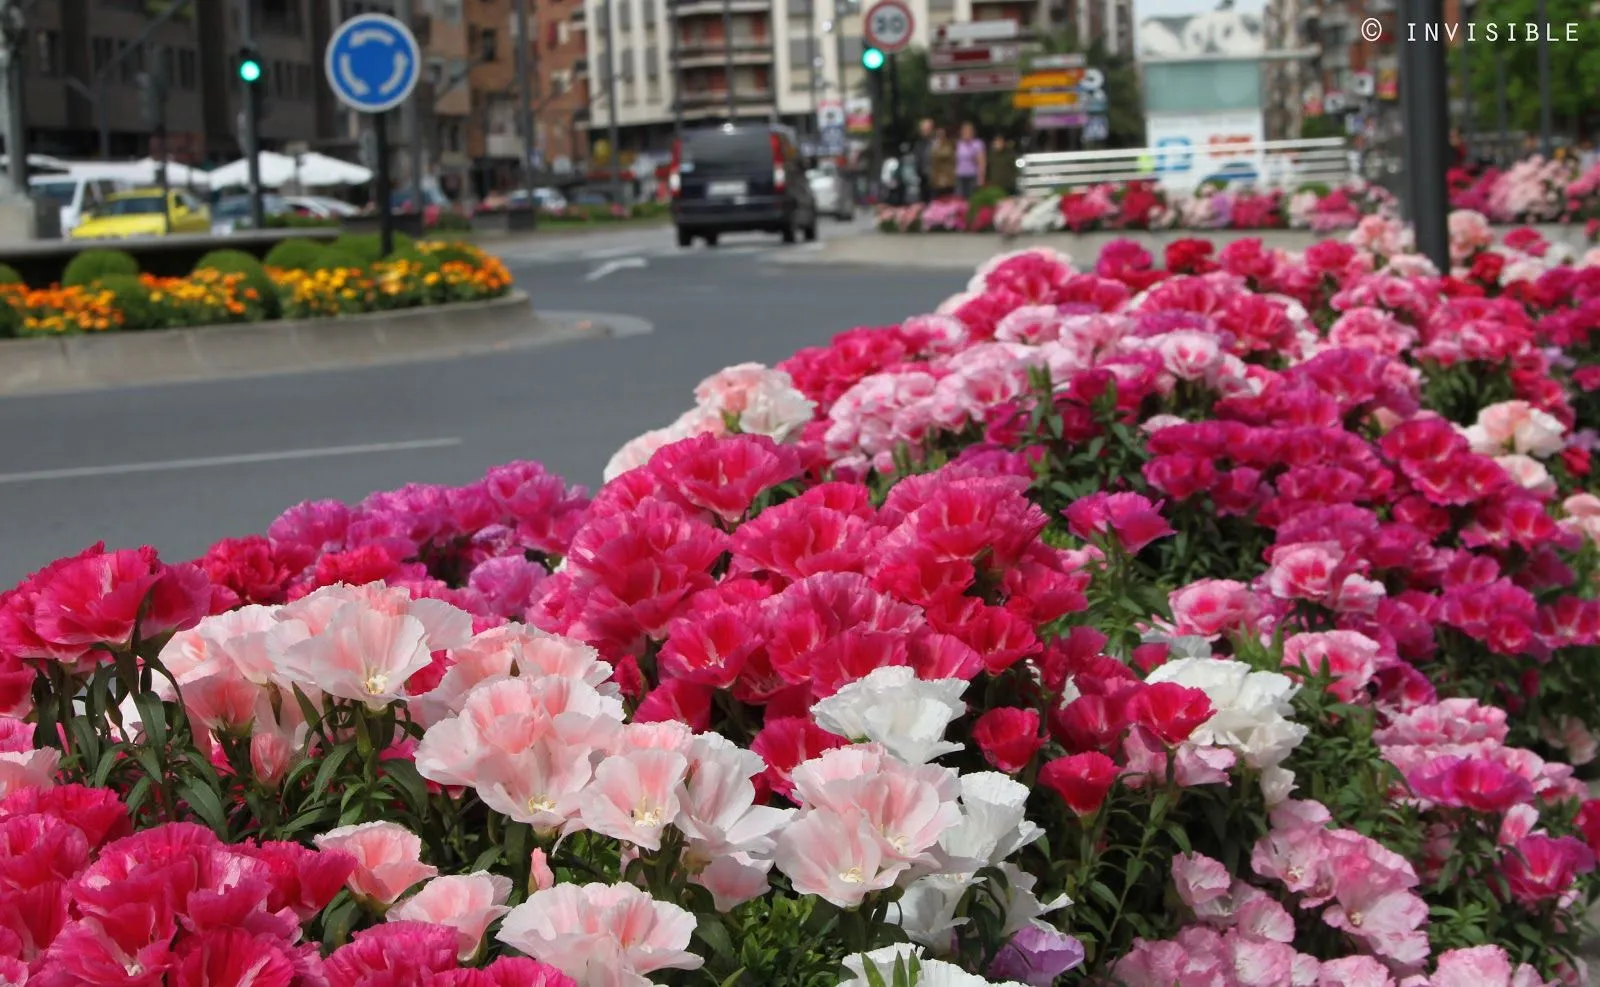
0,0,28,197
1399,0,1449,271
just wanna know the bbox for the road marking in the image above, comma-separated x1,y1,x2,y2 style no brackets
585,257,648,281
582,245,650,260
0,438,463,485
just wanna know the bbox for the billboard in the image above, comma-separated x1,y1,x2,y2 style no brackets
1145,109,1265,192
1136,0,1265,60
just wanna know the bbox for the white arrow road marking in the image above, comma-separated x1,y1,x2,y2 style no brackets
0,438,462,485
585,257,648,281
380,51,409,94
338,55,371,95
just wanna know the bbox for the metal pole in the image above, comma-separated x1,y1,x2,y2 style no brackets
806,0,818,128
887,51,899,156
398,0,425,224
605,0,622,201
375,112,395,256
1399,0,1448,271
240,0,263,229
722,0,735,116
670,0,683,137
0,2,26,196
514,0,539,218
1537,0,1552,157
1494,44,1508,166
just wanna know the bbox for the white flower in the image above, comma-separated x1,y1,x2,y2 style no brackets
1145,658,1309,774
840,946,1032,987
992,862,1069,935
891,875,970,951
1496,453,1556,494
935,772,1043,871
810,667,968,765
840,944,926,987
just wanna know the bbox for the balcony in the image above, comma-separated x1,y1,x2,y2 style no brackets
679,86,774,107
671,0,772,16
673,39,773,66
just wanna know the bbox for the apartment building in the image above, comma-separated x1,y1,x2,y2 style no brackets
25,0,336,161
584,0,1023,153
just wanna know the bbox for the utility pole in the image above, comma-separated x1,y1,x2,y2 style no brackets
722,0,736,116
398,0,425,217
514,0,539,209
605,0,623,202
1399,0,1448,271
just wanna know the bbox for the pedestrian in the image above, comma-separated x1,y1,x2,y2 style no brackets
929,127,957,199
914,119,936,205
880,152,900,204
986,134,1017,194
954,122,986,200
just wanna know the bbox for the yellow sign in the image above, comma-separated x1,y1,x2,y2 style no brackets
1012,90,1081,110
1017,69,1083,90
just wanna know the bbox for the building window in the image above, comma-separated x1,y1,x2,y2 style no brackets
177,48,198,90
259,0,304,34
480,28,498,59
297,63,314,99
32,30,61,78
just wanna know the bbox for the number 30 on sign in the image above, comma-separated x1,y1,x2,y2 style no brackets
865,0,915,53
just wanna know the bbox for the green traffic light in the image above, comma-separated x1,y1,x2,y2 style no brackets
861,47,885,71
239,59,262,83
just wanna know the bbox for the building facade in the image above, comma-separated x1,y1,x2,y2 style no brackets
24,0,336,162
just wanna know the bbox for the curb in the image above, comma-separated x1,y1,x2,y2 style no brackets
0,291,599,397
770,222,1597,271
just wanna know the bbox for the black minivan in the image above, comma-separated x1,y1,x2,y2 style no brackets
670,122,819,248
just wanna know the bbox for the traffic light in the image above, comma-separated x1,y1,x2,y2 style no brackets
238,47,263,84
861,46,885,71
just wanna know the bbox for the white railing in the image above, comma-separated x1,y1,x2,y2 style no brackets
1018,138,1354,194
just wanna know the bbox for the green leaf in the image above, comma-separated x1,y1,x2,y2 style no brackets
312,742,356,798
379,758,429,815
132,692,169,755
179,778,229,836
696,915,737,961
1087,880,1120,910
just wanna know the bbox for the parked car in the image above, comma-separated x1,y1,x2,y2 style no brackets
30,173,123,236
283,195,360,219
211,194,292,235
506,188,569,212
1200,161,1260,186
69,188,211,240
807,160,855,221
670,123,818,247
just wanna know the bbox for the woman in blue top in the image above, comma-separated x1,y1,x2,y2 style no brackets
954,122,986,200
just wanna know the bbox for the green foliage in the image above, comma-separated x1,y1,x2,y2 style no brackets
0,294,17,338
264,213,339,229
310,247,369,272
92,273,161,331
427,213,474,232
1300,114,1346,140
418,241,485,267
194,249,279,318
332,232,416,264
62,249,139,288
1463,0,1600,141
0,263,23,286
263,239,329,271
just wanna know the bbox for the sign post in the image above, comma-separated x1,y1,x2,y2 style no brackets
864,0,913,177
325,12,422,257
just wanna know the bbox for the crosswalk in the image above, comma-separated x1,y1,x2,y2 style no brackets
494,239,799,267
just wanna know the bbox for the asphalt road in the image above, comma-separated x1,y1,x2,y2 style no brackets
0,221,965,584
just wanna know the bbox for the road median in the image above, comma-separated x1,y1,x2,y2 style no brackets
0,291,599,397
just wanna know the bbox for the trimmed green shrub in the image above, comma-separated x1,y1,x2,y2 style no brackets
94,273,161,331
309,247,369,272
427,213,473,232
390,244,443,274
0,263,23,287
263,239,328,272
1295,181,1333,198
194,249,280,318
418,241,485,267
62,249,138,288
968,185,1007,210
332,232,415,263
0,295,18,338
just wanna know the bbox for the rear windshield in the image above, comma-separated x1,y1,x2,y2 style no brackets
682,130,773,166
101,196,166,216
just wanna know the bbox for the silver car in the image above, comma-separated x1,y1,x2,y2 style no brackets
807,161,855,221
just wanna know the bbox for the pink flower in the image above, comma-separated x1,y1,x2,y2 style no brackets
433,957,578,987
277,601,433,708
1064,492,1174,554
1430,945,1547,987
1282,631,1379,702
1168,580,1257,639
773,807,909,907
0,717,60,798
389,872,513,961
167,928,302,987
971,707,1045,774
1319,830,1429,965
1499,833,1596,906
313,822,439,905
531,848,556,892
495,882,704,987
1316,955,1396,986
1171,853,1232,919
577,749,689,851
323,922,459,986
1407,756,1534,813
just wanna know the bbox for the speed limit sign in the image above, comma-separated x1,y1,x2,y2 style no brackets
864,0,915,53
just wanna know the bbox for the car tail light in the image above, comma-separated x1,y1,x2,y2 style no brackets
770,133,786,191
669,138,682,197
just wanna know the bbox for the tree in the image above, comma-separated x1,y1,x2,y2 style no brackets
1461,0,1600,141
874,28,1144,153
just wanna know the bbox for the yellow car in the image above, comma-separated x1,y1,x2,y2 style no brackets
68,188,212,240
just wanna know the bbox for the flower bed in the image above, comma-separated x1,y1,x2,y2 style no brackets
7,219,1600,985
1449,158,1600,225
0,240,513,339
879,181,1399,236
